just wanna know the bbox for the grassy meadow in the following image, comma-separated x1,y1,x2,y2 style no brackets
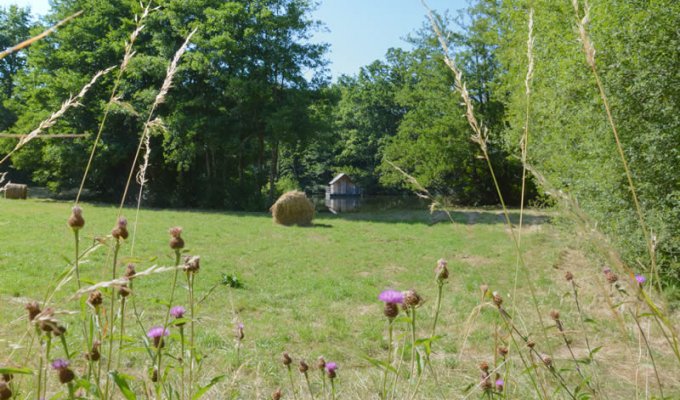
1,198,678,398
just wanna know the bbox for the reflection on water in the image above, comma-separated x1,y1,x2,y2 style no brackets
313,195,429,214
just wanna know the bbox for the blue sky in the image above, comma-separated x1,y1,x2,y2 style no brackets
1,0,468,79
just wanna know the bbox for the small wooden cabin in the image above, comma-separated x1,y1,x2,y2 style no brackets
326,173,360,197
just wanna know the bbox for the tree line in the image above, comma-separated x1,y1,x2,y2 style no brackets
1,1,677,281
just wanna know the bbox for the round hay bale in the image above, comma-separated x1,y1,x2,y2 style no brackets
271,190,315,226
4,183,27,199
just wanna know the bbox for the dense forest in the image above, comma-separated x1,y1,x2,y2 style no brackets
0,0,678,283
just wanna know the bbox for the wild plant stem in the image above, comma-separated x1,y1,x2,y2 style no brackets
432,282,443,337
188,272,196,398
303,371,315,400
117,297,126,369
104,240,121,398
629,309,664,398
42,335,52,400
389,335,407,400
569,281,592,353
287,365,299,400
320,369,326,400
180,326,185,400
74,230,81,289
381,320,393,399
158,250,182,398
330,378,336,400
409,307,417,379
36,334,43,400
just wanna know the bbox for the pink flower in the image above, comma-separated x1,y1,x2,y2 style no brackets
378,290,404,304
147,326,170,338
51,358,69,370
170,306,185,319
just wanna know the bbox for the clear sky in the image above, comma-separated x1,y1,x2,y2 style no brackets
0,0,468,79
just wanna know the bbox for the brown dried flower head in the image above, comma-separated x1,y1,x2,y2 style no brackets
498,346,508,358
492,291,503,308
603,268,618,284
25,301,41,321
111,217,129,240
184,255,200,274
564,271,574,281
124,263,137,279
1,373,11,383
88,290,103,308
550,310,560,321
58,368,75,384
68,206,85,231
86,340,101,362
119,282,131,298
527,340,536,349
403,289,422,308
0,381,11,400
282,352,292,366
317,356,326,370
481,375,492,391
299,360,309,373
541,354,552,367
36,308,60,333
169,226,185,250
479,361,489,372
435,258,449,281
272,388,282,400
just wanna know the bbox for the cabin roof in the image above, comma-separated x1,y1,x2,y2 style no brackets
329,173,353,185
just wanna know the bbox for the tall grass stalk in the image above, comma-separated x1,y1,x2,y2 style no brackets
187,271,196,398
423,3,552,354
103,239,122,398
571,0,658,288
0,10,83,61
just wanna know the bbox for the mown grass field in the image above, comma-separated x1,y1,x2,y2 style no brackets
0,198,678,398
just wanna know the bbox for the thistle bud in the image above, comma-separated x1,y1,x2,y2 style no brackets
111,217,129,240
25,301,41,321
317,356,326,370
169,226,184,250
282,352,292,366
564,271,574,281
541,354,552,367
235,323,244,341
119,283,131,298
88,290,103,308
527,340,536,349
151,368,158,382
299,360,309,373
51,359,75,384
0,382,11,400
550,310,560,321
86,340,101,362
124,263,137,279
184,255,200,274
384,302,399,319
68,206,85,231
479,361,489,372
492,291,503,308
272,388,282,400
403,289,422,308
1,373,12,382
434,258,449,281
497,346,508,358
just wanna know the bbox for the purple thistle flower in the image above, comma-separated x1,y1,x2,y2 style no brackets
170,306,185,319
147,326,170,338
495,378,504,390
325,362,337,373
635,274,646,284
378,290,404,304
51,358,69,370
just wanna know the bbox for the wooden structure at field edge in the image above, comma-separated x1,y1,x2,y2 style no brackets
326,173,361,197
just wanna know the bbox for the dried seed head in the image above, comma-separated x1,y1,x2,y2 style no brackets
36,308,60,333
118,282,131,298
434,258,449,281
86,340,101,362
498,346,508,358
25,301,41,321
384,302,399,319
550,310,560,321
1,373,11,382
282,352,292,366
481,375,492,391
111,217,129,240
0,382,11,400
88,290,103,308
272,388,282,400
403,289,422,308
317,356,326,370
564,271,574,281
480,284,489,297
169,226,184,249
68,206,85,231
527,340,536,349
53,325,67,336
492,291,503,308
541,354,552,367
479,361,489,372
299,360,309,373
124,263,136,279
184,255,200,274
603,267,618,283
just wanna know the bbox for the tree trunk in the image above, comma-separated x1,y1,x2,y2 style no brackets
268,140,279,205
